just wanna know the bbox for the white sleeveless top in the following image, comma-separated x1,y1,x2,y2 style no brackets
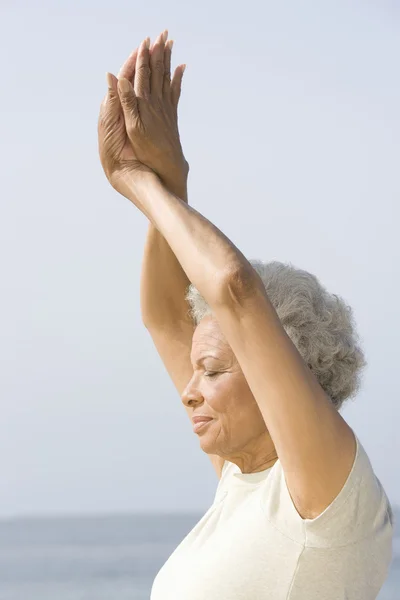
150,434,394,600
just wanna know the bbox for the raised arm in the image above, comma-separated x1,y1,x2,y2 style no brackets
121,171,357,520
99,32,225,478
114,32,190,326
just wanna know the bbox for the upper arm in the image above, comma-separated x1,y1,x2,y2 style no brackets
212,268,357,518
145,321,225,481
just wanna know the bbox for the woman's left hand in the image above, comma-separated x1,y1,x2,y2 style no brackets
98,67,153,201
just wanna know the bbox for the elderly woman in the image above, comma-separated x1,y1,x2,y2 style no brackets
98,31,393,600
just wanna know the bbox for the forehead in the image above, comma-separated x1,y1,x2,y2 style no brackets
191,316,230,359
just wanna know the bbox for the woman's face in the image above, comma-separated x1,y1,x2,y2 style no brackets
181,315,275,471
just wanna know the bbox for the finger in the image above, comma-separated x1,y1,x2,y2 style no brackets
163,39,173,97
102,72,122,120
99,73,123,149
134,37,151,99
171,64,186,111
117,47,139,84
150,30,167,97
117,77,140,124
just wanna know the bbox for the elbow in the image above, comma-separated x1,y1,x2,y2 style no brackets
217,263,264,307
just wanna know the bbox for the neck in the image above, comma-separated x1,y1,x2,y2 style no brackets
227,437,278,474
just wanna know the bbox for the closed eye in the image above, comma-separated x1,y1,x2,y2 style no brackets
204,372,219,378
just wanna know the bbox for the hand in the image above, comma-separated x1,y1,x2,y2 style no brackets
116,31,188,191
98,71,153,201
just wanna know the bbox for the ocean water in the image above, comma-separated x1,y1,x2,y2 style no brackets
0,512,398,600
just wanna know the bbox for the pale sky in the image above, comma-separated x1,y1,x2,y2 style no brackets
0,0,399,518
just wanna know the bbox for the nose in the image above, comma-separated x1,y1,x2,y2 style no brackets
181,375,204,408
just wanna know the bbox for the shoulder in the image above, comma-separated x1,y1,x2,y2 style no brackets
259,435,394,547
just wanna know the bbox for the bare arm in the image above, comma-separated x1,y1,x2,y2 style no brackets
140,179,226,480
99,32,225,479
119,35,224,478
140,180,191,327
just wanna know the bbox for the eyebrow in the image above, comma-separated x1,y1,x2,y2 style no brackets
193,354,221,367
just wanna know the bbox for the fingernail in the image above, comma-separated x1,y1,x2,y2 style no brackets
145,37,150,49
162,30,168,43
106,72,113,88
118,78,131,93
182,64,187,73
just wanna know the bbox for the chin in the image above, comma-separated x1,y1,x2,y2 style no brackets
199,437,216,453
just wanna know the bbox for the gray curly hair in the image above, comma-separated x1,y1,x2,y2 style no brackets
185,260,366,411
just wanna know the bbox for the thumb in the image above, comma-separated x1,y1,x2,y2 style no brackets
117,77,139,122
102,72,124,124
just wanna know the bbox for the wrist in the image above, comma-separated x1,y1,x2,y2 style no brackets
162,177,188,202
160,163,189,202
115,168,158,215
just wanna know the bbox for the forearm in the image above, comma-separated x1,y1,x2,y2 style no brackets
130,172,251,309
140,177,193,328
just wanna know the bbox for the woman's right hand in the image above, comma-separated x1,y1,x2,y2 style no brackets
115,31,189,193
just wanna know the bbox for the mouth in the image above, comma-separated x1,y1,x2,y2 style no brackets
193,419,213,433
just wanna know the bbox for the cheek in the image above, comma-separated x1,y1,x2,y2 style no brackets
207,378,248,416
207,394,227,414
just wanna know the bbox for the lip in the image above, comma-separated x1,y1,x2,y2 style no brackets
192,416,214,424
193,419,213,433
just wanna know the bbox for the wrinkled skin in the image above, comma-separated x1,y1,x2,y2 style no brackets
98,31,188,199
